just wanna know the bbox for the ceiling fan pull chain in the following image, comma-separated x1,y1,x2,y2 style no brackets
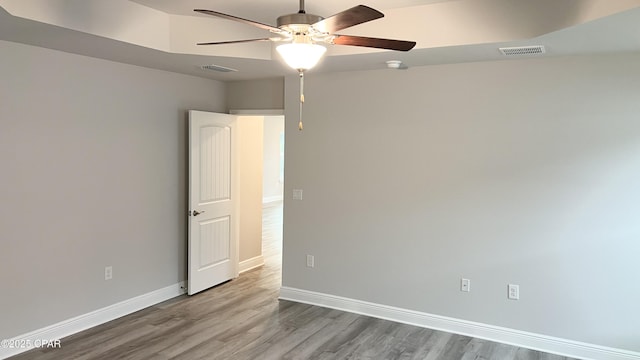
299,70,305,131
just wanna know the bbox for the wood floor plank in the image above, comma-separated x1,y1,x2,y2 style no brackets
206,303,313,358
282,311,361,360
394,327,437,360
490,342,520,359
9,203,579,360
307,316,379,358
460,338,497,360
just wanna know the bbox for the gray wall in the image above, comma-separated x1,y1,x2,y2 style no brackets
0,40,226,339
227,78,284,111
282,53,640,352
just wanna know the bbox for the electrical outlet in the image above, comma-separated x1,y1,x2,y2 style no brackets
306,255,314,268
508,284,519,300
105,266,113,281
460,278,471,292
293,189,303,200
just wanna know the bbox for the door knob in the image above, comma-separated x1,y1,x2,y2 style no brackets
191,210,205,216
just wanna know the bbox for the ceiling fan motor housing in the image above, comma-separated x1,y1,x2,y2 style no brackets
277,13,324,32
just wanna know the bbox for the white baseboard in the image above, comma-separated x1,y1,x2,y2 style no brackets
262,195,283,205
1,282,186,360
279,287,640,360
239,255,265,273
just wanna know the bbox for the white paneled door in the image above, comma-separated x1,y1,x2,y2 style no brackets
188,111,238,295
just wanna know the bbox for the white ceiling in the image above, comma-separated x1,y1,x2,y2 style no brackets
1,0,640,81
131,0,458,20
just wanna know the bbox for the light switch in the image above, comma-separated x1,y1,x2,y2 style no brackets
461,278,470,292
293,189,303,200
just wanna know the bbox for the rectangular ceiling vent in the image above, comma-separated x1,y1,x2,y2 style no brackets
499,45,546,56
200,64,238,73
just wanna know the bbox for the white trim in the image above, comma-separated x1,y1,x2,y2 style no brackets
262,195,283,204
279,286,640,360
230,109,284,116
1,282,186,359
239,255,265,273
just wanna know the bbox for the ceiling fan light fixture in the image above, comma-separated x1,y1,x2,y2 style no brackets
276,39,327,71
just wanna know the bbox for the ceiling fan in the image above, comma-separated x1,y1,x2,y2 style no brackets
195,0,417,130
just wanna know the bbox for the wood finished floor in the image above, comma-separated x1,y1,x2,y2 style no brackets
11,203,577,360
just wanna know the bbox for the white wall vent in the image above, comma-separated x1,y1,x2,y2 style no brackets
200,64,238,72
499,45,546,56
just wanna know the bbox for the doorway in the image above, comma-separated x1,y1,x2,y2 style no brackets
232,113,284,275
261,115,284,273
187,111,284,294
262,116,285,205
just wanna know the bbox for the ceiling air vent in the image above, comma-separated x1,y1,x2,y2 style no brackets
499,45,546,56
200,64,238,73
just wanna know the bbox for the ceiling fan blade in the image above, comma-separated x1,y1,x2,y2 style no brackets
197,38,275,45
332,35,416,51
194,9,281,33
313,5,384,33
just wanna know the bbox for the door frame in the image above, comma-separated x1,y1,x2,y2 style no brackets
229,110,284,116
